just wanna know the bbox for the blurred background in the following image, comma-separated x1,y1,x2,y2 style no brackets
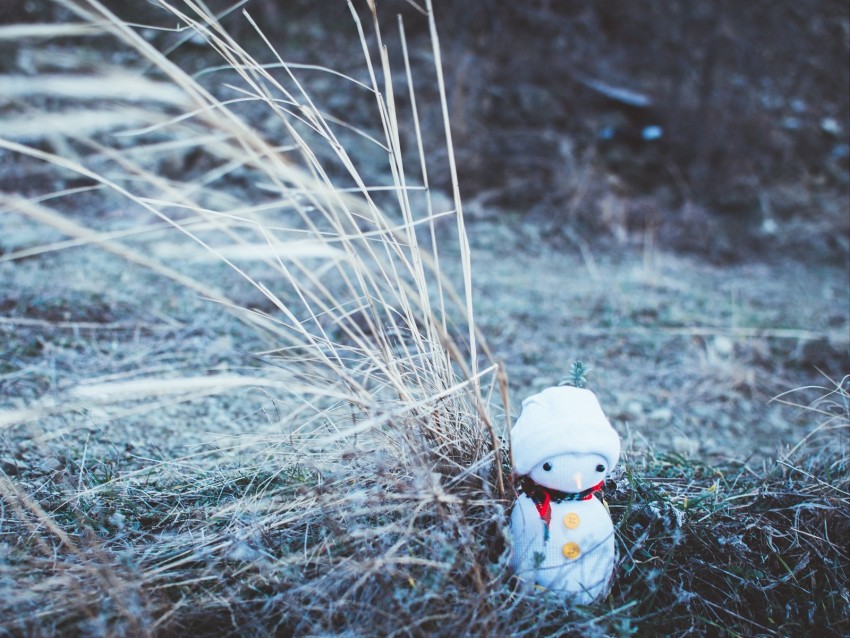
1,0,847,459
3,0,847,259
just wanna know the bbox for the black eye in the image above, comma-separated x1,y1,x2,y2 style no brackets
542,462,552,471
596,464,605,472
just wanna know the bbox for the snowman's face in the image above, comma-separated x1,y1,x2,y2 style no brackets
528,452,609,492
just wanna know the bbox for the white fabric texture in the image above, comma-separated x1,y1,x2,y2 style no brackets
526,451,609,492
511,386,620,477
510,494,616,604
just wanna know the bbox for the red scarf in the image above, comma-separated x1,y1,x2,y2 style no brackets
516,475,604,527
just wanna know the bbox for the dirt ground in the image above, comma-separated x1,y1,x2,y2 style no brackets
0,0,847,483
2,201,847,482
466,217,848,459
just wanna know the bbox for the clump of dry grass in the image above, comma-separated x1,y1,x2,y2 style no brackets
0,0,510,634
0,2,847,637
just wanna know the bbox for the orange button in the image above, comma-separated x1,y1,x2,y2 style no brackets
562,542,581,559
563,512,580,529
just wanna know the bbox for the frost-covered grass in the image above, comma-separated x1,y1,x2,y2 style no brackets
610,380,849,637
0,1,847,636
1,379,845,637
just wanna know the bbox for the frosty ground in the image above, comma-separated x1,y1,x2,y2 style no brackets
2,206,846,473
0,2,847,635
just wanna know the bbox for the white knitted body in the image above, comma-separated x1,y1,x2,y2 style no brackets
509,493,616,603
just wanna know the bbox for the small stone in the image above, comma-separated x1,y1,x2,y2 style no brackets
712,336,734,357
0,457,20,476
626,401,644,418
781,116,801,130
761,218,778,235
672,435,698,455
38,457,62,473
820,117,841,136
649,407,673,421
790,98,807,113
641,125,664,141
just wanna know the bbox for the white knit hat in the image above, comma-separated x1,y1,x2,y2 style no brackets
511,386,621,476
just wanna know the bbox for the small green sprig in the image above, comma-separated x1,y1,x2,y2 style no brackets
559,361,589,389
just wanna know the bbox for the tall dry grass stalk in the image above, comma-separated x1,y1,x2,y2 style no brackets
0,1,515,634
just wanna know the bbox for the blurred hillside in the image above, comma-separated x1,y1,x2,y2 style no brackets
2,0,848,260
415,0,850,260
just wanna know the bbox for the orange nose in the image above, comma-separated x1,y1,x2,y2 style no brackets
573,472,583,491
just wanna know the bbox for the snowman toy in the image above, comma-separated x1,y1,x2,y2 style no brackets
509,383,621,604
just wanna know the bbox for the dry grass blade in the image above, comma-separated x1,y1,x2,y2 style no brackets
0,74,189,105
0,22,107,40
